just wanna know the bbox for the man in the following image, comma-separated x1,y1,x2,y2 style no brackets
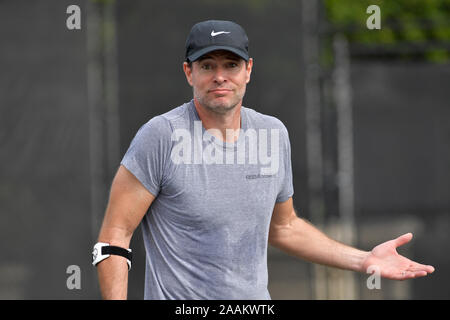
93,20,434,300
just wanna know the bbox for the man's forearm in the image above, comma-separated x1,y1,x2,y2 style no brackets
97,255,129,299
270,217,370,272
96,225,132,300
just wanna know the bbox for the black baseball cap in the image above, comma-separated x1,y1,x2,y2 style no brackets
185,20,249,62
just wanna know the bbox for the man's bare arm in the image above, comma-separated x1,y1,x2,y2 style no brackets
268,198,434,279
268,198,369,272
96,165,155,299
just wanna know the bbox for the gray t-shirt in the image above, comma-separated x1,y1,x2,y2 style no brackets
120,100,294,299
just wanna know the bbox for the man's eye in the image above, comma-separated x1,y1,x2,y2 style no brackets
201,64,211,70
228,63,238,68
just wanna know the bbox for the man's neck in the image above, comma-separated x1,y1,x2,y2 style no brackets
193,98,242,143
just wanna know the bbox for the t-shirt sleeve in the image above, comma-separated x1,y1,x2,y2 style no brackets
120,116,173,197
276,124,294,203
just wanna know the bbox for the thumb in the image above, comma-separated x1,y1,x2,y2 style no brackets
394,233,413,247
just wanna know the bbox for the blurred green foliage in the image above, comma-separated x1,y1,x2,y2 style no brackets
324,0,450,62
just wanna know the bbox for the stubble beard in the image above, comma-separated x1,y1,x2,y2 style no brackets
194,87,246,116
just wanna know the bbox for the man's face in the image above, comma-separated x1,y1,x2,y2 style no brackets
183,50,253,115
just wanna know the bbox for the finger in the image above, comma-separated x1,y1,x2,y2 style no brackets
396,270,426,280
394,233,413,248
406,271,428,279
421,264,435,273
407,263,435,274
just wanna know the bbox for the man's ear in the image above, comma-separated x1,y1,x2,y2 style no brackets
245,58,253,84
183,62,194,86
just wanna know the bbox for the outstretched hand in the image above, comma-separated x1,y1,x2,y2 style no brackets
361,233,435,280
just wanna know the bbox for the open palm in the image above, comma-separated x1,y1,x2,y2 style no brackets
361,233,435,280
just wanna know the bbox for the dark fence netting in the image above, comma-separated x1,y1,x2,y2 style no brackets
0,0,91,298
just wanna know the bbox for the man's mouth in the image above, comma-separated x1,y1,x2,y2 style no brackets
209,88,232,94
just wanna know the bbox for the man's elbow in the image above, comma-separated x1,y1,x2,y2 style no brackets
98,224,134,248
268,233,282,248
268,214,305,247
268,223,292,248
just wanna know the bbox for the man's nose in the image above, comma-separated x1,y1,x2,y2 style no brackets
213,67,227,83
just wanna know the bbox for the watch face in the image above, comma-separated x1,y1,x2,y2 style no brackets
92,248,98,262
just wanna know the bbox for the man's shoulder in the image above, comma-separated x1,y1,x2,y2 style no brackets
243,106,288,131
159,101,192,123
141,101,192,132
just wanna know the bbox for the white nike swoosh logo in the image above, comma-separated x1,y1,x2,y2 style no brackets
211,30,231,37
